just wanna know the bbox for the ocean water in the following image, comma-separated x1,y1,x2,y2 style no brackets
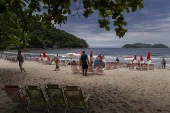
1,48,170,68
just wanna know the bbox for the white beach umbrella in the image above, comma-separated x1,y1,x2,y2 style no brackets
124,56,133,61
66,53,80,58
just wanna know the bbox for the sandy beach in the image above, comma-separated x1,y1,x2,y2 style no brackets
1,59,170,113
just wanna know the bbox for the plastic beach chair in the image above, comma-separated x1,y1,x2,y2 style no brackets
128,63,134,70
45,84,67,113
141,64,148,71
25,85,49,113
64,86,90,113
105,62,112,70
94,66,104,75
4,85,28,110
111,62,119,69
71,65,81,74
88,65,96,74
149,64,154,71
93,60,100,69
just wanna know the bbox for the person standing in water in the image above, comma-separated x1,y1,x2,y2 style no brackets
17,50,26,73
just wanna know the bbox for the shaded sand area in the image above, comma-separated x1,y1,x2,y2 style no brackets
1,59,170,113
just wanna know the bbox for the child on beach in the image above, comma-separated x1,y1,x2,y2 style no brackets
54,54,60,71
116,57,119,63
29,55,31,61
162,58,166,69
17,50,26,73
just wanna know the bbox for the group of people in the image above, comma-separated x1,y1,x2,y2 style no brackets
52,50,92,75
79,51,106,76
15,50,168,74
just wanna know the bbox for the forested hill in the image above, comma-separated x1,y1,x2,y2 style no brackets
28,23,89,49
122,43,169,48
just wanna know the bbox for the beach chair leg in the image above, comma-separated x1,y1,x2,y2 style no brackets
66,108,70,113
9,103,12,110
26,105,30,113
85,108,88,113
46,107,50,113
65,106,68,113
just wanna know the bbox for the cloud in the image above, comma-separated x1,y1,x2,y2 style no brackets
53,0,170,48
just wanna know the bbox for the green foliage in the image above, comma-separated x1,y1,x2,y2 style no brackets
122,43,169,48
0,11,30,48
0,0,144,47
27,23,88,49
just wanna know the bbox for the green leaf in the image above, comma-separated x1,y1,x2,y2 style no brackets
120,6,124,12
123,29,128,32
105,26,110,31
139,3,144,9
132,5,137,12
125,8,130,13
112,13,118,19
37,7,41,12
68,10,71,14
114,21,118,26
116,31,120,36
99,24,105,28
43,6,48,9
98,19,102,24
122,21,127,26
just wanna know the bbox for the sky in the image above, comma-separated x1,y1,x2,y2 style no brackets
53,0,170,48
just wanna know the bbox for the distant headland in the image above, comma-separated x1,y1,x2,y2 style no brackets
122,43,169,48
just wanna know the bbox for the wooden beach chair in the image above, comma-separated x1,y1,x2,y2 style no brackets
94,66,104,75
71,65,81,74
3,85,28,110
149,64,154,71
141,64,148,71
25,85,49,113
118,62,123,68
64,86,90,113
88,65,96,74
105,62,112,70
111,62,119,69
128,63,134,70
136,64,141,70
45,84,67,113
155,64,162,70
60,59,67,66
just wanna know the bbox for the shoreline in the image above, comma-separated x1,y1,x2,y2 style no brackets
1,59,170,113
